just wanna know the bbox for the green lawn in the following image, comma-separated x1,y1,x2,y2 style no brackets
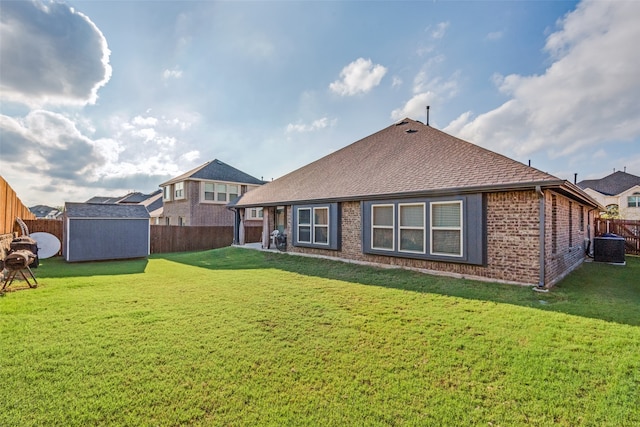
1,248,639,426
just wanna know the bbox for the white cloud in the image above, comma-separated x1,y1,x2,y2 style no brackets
391,92,438,121
180,150,200,162
0,0,111,107
286,117,336,134
132,116,159,126
446,1,640,160
391,76,403,88
329,58,388,96
392,70,460,121
0,106,202,205
162,68,183,80
431,21,450,39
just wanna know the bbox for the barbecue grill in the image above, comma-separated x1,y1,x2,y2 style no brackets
2,250,38,290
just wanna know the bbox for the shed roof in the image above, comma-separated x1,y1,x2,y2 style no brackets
577,171,640,196
65,202,150,219
234,118,595,207
160,159,265,186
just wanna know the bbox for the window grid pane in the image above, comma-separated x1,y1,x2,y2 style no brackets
314,208,328,225
373,229,394,250
298,209,311,225
400,204,424,227
314,226,328,244
432,230,461,254
432,203,460,227
400,229,424,252
373,206,393,226
298,226,311,243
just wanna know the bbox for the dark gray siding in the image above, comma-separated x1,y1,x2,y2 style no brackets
66,218,149,262
291,203,341,250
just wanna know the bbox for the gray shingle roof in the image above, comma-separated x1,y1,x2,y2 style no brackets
577,171,640,196
65,202,150,219
160,159,265,186
234,118,570,207
85,196,120,204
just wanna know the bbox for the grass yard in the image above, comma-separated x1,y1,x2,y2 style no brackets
1,248,639,426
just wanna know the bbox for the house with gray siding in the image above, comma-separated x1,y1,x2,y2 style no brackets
63,202,150,262
232,118,601,288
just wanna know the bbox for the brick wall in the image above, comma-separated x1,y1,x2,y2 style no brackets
544,190,589,286
287,192,539,285
162,181,236,226
285,190,591,286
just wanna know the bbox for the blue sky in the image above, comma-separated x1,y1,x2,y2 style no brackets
1,0,639,207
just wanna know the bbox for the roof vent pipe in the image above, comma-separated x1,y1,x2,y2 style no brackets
426,105,430,126
574,173,577,184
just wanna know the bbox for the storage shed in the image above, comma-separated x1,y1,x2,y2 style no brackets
63,202,150,262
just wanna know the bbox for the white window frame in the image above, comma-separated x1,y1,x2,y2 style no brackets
430,201,463,257
628,193,640,208
200,181,241,204
297,208,312,243
371,204,395,251
312,207,330,246
174,182,185,200
202,182,215,201
398,203,426,254
247,207,264,220
163,186,172,201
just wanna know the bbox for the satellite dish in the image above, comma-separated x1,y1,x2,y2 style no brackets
30,232,61,259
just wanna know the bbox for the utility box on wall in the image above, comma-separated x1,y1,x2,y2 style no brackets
593,235,626,264
63,203,150,262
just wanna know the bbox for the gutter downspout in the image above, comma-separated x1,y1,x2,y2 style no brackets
536,186,546,288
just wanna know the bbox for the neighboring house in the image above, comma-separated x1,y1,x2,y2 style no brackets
86,190,164,224
159,159,265,227
577,171,640,220
232,118,601,288
29,205,63,219
63,202,150,262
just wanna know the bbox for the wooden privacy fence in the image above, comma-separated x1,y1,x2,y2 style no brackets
150,225,234,253
1,176,35,234
8,220,264,255
595,218,640,256
150,225,263,254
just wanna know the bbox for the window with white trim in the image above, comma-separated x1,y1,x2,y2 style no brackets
363,196,483,265
430,201,463,257
247,207,263,220
292,203,340,250
372,204,394,251
313,207,329,245
399,203,425,253
297,208,312,243
628,192,640,208
174,182,184,199
163,186,172,201
203,183,215,201
216,183,227,202
201,182,241,204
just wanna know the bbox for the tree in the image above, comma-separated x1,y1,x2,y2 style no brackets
601,204,620,219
